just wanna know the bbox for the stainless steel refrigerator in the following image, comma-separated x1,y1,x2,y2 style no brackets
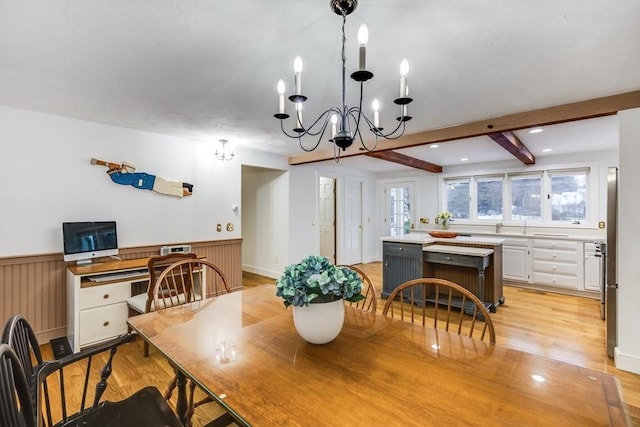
606,166,618,357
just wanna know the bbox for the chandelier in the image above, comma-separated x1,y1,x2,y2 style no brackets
274,0,412,160
215,139,234,161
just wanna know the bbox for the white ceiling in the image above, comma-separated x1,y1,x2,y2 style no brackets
1,1,638,172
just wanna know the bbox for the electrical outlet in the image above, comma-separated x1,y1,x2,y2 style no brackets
216,223,222,232
598,221,606,229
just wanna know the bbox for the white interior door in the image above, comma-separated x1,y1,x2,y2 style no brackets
343,177,363,265
319,177,336,263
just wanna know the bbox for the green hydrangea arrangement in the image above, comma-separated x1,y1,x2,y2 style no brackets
275,255,364,308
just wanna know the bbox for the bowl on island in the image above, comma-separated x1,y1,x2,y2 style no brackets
428,231,459,238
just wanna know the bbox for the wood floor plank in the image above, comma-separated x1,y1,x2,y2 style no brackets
38,263,639,426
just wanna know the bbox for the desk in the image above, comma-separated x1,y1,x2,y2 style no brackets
128,285,630,426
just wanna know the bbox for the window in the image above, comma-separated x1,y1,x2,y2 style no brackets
441,166,591,225
386,183,414,236
445,179,469,219
510,175,542,221
477,177,503,220
550,170,587,222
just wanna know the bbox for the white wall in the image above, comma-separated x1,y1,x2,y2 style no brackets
0,105,242,256
241,166,289,277
616,108,640,374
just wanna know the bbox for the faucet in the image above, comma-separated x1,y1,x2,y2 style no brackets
523,220,527,235
495,222,503,233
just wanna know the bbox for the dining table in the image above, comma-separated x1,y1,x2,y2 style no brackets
127,284,630,426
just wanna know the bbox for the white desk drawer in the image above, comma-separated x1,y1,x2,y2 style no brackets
79,303,129,347
79,282,131,310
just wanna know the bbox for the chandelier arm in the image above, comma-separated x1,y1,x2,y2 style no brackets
333,136,343,162
376,119,406,140
349,110,380,152
297,133,323,152
280,120,306,139
300,109,336,137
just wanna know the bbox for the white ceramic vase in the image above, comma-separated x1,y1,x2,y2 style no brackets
293,299,345,344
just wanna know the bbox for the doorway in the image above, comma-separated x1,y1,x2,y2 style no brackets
319,176,336,263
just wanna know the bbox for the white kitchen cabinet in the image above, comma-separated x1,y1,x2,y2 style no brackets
583,242,603,292
502,238,530,282
531,239,583,290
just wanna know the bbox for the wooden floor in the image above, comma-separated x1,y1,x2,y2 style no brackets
40,262,639,426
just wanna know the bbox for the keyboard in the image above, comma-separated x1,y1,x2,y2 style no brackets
88,269,148,282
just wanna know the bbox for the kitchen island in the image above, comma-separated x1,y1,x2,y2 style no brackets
381,234,504,310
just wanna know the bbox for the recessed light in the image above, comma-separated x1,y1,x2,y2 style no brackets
541,148,552,153
528,128,544,134
430,144,439,148
460,158,468,162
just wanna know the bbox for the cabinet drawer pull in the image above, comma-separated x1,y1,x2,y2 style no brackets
399,247,404,251
103,294,110,299
103,321,110,327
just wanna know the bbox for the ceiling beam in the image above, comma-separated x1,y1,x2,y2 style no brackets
488,131,535,165
365,151,443,173
288,90,640,165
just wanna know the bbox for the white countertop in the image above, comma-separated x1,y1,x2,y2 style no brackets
381,234,504,245
410,228,605,243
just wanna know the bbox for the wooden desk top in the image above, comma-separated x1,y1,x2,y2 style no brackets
128,285,630,426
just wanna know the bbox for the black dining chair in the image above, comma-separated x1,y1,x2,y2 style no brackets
1,314,183,427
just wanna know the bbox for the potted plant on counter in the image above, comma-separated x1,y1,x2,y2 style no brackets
275,255,364,344
436,211,452,229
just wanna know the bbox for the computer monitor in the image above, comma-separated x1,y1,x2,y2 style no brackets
62,221,118,264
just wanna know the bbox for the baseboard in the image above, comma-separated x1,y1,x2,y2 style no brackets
615,347,640,375
504,281,600,300
35,327,67,347
243,264,280,279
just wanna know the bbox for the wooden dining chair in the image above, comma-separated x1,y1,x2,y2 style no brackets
1,315,183,427
338,265,378,313
152,258,234,427
127,252,198,357
382,278,496,344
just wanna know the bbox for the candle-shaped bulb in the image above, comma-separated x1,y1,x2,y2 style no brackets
277,79,285,114
357,24,369,46
372,99,380,129
399,59,409,97
400,59,409,76
293,56,303,95
331,114,338,138
357,24,368,71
